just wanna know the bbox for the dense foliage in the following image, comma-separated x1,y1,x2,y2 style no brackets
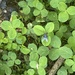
0,0,75,75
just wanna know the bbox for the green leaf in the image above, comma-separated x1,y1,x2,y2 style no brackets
69,18,75,29
50,0,66,8
8,52,17,61
72,64,75,71
39,56,47,68
33,9,40,16
46,12,58,21
68,67,73,73
27,69,35,75
20,45,30,54
5,65,12,75
68,36,75,49
59,46,73,59
29,52,39,61
7,29,17,39
12,19,21,28
27,0,34,7
18,1,27,8
33,25,45,36
59,25,67,32
0,32,4,39
38,46,49,56
41,35,51,46
32,0,39,7
1,21,12,31
16,33,26,44
12,43,18,49
56,31,63,38
15,59,21,65
35,2,43,10
38,67,46,75
41,9,48,18
2,54,8,60
22,27,27,34
51,36,61,48
58,2,67,11
73,55,75,61
58,11,69,22
67,6,75,15
72,30,75,37
28,43,37,51
50,0,59,8
65,59,74,67
57,66,67,75
2,38,8,43
49,49,60,60
7,60,14,67
2,64,12,75
54,21,59,31
45,22,54,33
23,6,30,15
29,61,38,68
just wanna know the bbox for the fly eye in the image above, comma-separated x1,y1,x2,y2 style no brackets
42,34,48,42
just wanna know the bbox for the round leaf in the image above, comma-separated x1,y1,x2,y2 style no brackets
59,46,73,59
58,2,67,11
29,52,39,61
29,61,38,68
65,59,74,67
46,12,58,21
38,46,49,56
39,56,47,68
68,36,75,48
8,52,17,61
2,54,8,60
5,65,12,75
18,1,27,8
57,66,67,75
33,25,45,36
1,21,12,31
0,32,4,39
41,35,51,46
22,27,27,34
27,69,35,75
69,18,75,29
20,46,30,54
50,0,59,8
72,64,75,71
23,6,30,15
45,22,54,33
58,11,69,22
35,2,43,10
51,36,61,48
41,9,48,18
28,43,37,51
7,60,14,67
15,59,21,65
67,6,75,15
7,29,17,39
38,67,46,75
49,49,60,60
12,19,21,28
33,9,40,16
16,33,26,44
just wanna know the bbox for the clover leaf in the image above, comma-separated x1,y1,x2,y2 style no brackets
33,25,45,36
67,6,75,15
58,11,69,22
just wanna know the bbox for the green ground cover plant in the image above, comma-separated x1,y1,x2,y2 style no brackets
0,0,75,75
